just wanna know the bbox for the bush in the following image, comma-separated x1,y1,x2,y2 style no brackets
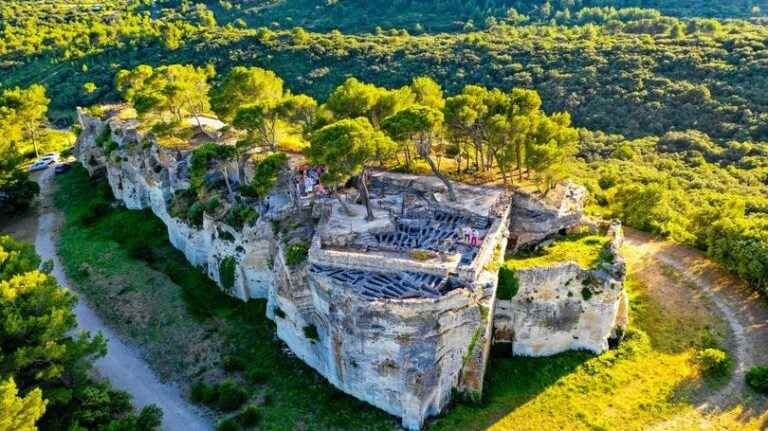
216,381,248,411
303,324,319,341
222,356,245,373
285,243,309,267
187,202,206,227
697,348,733,377
136,405,164,429
497,267,519,300
217,418,240,431
746,366,768,393
225,205,258,231
409,249,437,261
246,368,267,384
78,199,111,225
191,382,216,404
219,256,237,293
240,152,288,198
238,405,260,426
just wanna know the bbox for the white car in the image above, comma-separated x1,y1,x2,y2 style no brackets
41,152,59,163
28,158,55,172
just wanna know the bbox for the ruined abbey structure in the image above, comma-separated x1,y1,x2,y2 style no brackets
75,107,628,430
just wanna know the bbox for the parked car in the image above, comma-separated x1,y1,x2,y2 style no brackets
54,162,72,175
28,159,54,172
41,152,59,163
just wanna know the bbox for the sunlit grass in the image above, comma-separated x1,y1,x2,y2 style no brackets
505,234,611,270
430,273,734,430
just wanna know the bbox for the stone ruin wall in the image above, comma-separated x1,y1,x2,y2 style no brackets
74,109,628,430
494,223,628,356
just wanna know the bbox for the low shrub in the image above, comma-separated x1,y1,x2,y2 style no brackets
409,249,437,261
217,418,240,431
223,356,245,373
246,368,267,384
697,348,733,377
285,243,309,267
238,405,260,426
303,324,319,341
497,267,519,300
219,256,237,293
746,366,768,393
78,199,111,225
225,205,259,231
191,382,216,404
216,381,248,411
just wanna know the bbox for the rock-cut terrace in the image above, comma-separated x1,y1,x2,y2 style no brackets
308,171,509,301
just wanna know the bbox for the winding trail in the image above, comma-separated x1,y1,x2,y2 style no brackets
625,229,768,428
34,170,212,431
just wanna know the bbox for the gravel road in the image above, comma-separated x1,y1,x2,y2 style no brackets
34,169,212,431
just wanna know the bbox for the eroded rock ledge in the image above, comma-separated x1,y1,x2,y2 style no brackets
74,107,628,430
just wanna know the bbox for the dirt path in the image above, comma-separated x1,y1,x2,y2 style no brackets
624,229,768,428
33,170,212,431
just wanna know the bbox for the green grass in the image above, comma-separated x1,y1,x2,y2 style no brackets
55,167,734,430
505,234,611,270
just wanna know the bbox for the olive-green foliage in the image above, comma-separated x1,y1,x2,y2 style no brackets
284,243,309,267
238,404,260,426
697,348,733,378
191,380,247,411
207,0,768,33
222,355,245,373
746,366,768,394
506,235,611,270
190,143,237,192
219,256,237,293
224,205,258,231
217,418,240,431
0,232,162,430
95,125,111,148
303,324,319,341
0,144,39,214
240,152,289,198
497,267,519,300
216,381,248,411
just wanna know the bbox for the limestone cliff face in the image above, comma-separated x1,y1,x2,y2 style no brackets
75,108,276,301
494,223,628,356
268,249,491,430
508,182,587,251
74,108,627,431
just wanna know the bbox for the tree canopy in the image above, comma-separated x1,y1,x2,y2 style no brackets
307,117,396,220
0,235,163,430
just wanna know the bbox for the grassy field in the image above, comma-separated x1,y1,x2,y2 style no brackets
54,166,754,430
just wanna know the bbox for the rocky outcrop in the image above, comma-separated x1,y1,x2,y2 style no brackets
74,107,627,431
75,107,277,301
494,222,628,356
508,182,587,251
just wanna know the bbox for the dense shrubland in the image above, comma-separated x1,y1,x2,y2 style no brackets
0,235,162,430
203,0,768,33
1,2,766,293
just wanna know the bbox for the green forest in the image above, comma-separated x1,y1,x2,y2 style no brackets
1,1,767,428
2,0,765,294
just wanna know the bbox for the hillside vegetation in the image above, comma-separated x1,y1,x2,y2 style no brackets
2,0,767,295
